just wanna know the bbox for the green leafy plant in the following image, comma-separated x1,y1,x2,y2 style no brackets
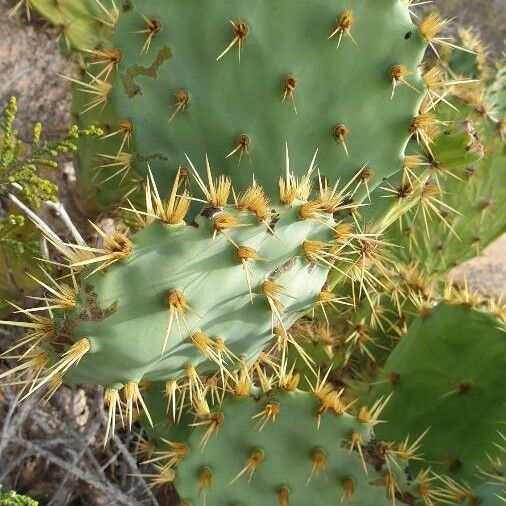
0,96,102,307
0,487,38,506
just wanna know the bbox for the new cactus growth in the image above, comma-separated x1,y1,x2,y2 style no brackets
368,302,506,485
9,0,111,51
383,65,506,274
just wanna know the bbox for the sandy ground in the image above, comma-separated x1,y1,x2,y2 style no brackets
0,8,72,140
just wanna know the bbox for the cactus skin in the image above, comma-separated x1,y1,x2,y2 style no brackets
61,204,331,388
71,0,430,206
368,303,506,485
151,388,435,505
26,0,109,51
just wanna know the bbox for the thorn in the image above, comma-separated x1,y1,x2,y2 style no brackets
24,338,90,399
226,134,251,163
143,439,188,468
165,379,181,421
229,360,253,397
333,124,350,157
83,47,123,81
390,64,420,99
144,168,190,225
164,289,192,352
124,381,153,430
350,430,368,474
341,478,355,502
329,10,357,49
190,412,224,448
282,75,298,113
278,486,290,506
199,467,213,504
278,146,318,204
235,183,272,222
252,402,281,431
135,16,161,54
169,89,190,122
104,388,122,444
101,119,134,158
211,214,242,242
61,73,111,114
94,0,120,29
236,246,264,302
229,449,265,484
187,155,231,208
217,20,249,62
307,448,327,484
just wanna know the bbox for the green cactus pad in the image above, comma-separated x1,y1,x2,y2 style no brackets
28,0,111,51
73,0,429,206
166,388,433,505
486,65,506,123
368,89,504,275
368,303,506,484
61,204,331,387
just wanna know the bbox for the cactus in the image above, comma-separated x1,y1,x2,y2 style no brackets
367,301,506,485
140,380,443,505
1,158,374,434
445,28,490,81
471,434,506,505
9,0,110,52
3,5,504,504
62,0,459,210
361,62,505,276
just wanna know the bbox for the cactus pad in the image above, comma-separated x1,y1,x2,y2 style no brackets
155,388,437,505
73,0,431,205
369,302,506,484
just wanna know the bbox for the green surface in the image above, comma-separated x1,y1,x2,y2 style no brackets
71,0,428,208
61,204,332,387
170,389,428,505
30,0,112,50
369,303,506,484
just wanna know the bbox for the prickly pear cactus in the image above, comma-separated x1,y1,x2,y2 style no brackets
2,160,373,433
67,0,446,208
10,0,110,51
368,302,506,485
144,385,440,505
445,28,490,81
369,66,505,275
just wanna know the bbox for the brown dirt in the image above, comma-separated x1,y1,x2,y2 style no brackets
0,3,73,141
